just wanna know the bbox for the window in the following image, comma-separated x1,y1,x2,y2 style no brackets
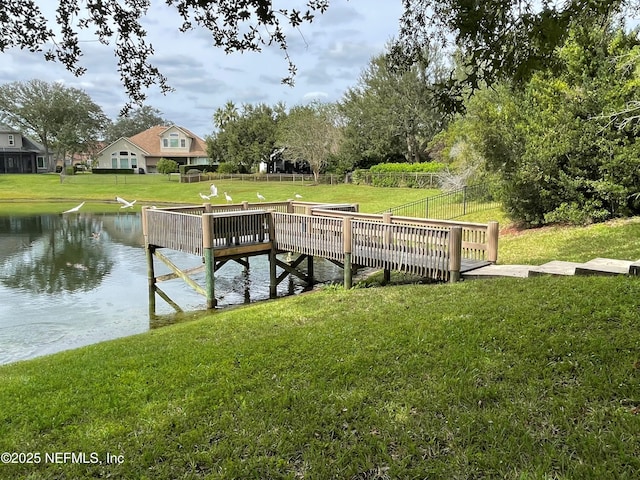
180,139,186,148
169,133,179,148
163,139,169,148
112,158,118,168
120,158,129,169
8,134,14,146
37,156,45,168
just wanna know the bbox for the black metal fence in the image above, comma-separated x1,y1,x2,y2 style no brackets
379,184,501,220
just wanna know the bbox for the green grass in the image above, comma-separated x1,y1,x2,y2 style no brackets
0,173,438,214
2,173,640,478
1,277,639,479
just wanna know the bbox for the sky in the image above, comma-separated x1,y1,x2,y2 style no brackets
0,1,405,138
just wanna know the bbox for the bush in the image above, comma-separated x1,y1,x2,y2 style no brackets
370,162,446,173
157,158,179,175
216,162,236,174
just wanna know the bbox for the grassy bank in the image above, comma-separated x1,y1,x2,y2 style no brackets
0,173,439,214
2,173,639,478
1,276,639,478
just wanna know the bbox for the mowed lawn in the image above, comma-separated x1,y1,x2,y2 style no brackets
0,173,439,214
1,173,639,478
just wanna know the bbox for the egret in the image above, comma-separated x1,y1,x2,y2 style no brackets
62,201,85,214
116,196,136,208
210,183,218,197
257,192,265,201
294,193,303,199
224,192,233,203
199,192,211,200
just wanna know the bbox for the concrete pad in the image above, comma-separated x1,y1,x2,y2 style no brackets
462,264,533,279
574,258,634,276
528,260,583,277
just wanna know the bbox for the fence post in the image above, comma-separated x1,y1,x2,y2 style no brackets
449,226,462,282
463,186,467,216
344,216,353,289
487,221,499,264
242,201,249,210
202,214,217,308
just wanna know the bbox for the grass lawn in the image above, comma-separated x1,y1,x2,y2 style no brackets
1,173,639,478
1,277,639,479
0,173,439,214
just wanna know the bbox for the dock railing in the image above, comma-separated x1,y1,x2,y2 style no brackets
310,208,498,263
142,202,497,294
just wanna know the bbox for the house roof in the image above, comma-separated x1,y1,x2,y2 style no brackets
0,123,45,153
0,123,19,134
128,125,208,158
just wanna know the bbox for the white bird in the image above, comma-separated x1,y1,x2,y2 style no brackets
116,196,136,208
257,192,265,201
294,193,303,199
199,192,211,200
224,192,232,203
210,183,218,197
62,201,85,214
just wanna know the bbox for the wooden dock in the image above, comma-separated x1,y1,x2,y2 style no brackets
142,201,499,311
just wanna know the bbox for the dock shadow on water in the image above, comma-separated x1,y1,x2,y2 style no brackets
0,212,342,365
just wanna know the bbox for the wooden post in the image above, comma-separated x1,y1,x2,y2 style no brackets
382,212,392,283
242,201,249,210
142,207,156,316
487,221,499,264
204,203,212,213
146,245,156,317
449,226,462,282
307,255,314,286
268,213,277,298
202,214,217,308
344,216,352,289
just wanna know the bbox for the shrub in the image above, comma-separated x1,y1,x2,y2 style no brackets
157,158,179,175
216,162,236,174
370,162,446,173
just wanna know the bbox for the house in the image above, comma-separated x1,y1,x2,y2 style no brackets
95,125,210,173
0,124,51,173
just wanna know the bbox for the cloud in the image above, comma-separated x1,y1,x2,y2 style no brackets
0,1,405,138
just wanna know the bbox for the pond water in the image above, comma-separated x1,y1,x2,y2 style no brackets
0,212,344,365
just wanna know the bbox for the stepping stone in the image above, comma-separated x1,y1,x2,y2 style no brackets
528,260,583,277
462,264,533,279
574,258,635,276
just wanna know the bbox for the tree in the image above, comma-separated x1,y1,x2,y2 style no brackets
459,25,640,226
104,106,168,142
390,0,639,110
1,1,330,111
277,102,343,183
340,46,450,167
0,80,108,172
207,102,286,172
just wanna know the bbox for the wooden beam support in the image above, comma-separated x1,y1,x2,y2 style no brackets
153,250,208,297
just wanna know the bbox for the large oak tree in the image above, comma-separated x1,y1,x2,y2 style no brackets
0,80,108,171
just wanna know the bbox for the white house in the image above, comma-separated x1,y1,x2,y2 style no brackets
95,125,210,173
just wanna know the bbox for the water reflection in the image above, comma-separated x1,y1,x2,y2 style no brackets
0,212,345,364
1,215,114,294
